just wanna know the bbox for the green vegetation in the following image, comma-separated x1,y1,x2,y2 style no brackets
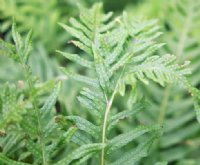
0,0,199,164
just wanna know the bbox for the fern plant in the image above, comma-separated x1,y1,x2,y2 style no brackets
57,3,194,165
0,22,77,165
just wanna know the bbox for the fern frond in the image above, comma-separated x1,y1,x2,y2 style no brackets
12,22,32,64
131,54,191,86
60,67,99,88
40,81,61,119
0,23,66,164
56,143,105,165
130,0,200,164
65,116,100,139
71,130,92,145
107,124,161,153
107,103,145,131
58,2,195,164
57,50,93,69
109,135,159,165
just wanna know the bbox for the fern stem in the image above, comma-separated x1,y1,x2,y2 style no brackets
101,98,113,165
158,85,171,124
101,68,125,165
21,63,47,165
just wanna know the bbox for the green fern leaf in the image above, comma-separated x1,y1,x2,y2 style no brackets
77,95,102,118
65,116,100,139
23,29,32,63
107,103,145,131
59,22,91,47
107,125,161,153
105,28,128,65
60,67,99,88
130,54,191,86
109,135,158,165
70,40,92,55
56,143,105,165
0,132,25,155
26,140,42,162
132,43,165,63
50,127,77,157
12,21,23,51
93,44,112,94
40,81,61,119
57,50,93,69
73,152,96,165
77,87,105,118
69,17,92,39
0,22,33,64
71,131,92,145
0,39,18,61
0,153,30,165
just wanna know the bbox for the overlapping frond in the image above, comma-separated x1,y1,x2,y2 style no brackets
133,0,200,164
0,23,67,164
130,54,191,86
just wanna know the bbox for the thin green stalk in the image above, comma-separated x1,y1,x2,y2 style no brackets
101,68,125,165
101,91,115,165
158,85,171,124
21,63,47,165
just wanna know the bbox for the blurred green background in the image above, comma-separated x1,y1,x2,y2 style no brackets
0,0,200,164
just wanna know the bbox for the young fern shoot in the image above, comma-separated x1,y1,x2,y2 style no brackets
58,3,191,165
